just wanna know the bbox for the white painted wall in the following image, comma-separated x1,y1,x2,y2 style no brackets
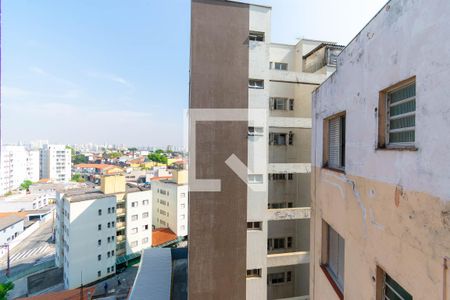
40,145,71,182
152,181,188,237
62,195,117,289
312,0,450,201
125,190,152,254
0,219,24,245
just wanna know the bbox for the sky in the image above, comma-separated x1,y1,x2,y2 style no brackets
2,0,387,147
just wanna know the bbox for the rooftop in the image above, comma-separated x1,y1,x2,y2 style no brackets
0,215,24,231
152,228,178,247
75,163,118,170
17,286,96,300
128,248,187,300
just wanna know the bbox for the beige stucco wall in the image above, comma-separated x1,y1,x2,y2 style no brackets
310,167,450,300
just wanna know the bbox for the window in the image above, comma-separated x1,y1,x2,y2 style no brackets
97,271,101,277
111,236,115,242
270,98,294,111
322,222,345,294
324,113,346,170
107,207,111,214
131,227,138,234
98,239,101,246
98,224,102,231
247,222,262,230
248,174,263,184
111,265,114,272
379,78,416,148
377,267,413,300
111,207,115,213
267,237,293,251
98,209,102,216
107,237,111,243
269,132,294,145
246,269,261,278
268,202,293,209
180,214,185,220
107,222,111,228
143,237,149,244
180,203,185,209
143,224,149,231
271,62,288,71
248,126,264,136
98,254,101,261
180,193,186,198
142,200,149,205
249,31,264,42
107,267,110,273
268,272,292,285
131,201,138,208
112,250,115,256
142,212,149,218
269,173,293,181
131,214,138,221
131,241,138,247
249,79,264,89
107,251,111,258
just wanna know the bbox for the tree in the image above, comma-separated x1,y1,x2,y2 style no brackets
0,282,14,299
72,154,88,164
65,145,76,156
147,152,168,164
128,147,138,152
71,174,85,183
20,180,33,190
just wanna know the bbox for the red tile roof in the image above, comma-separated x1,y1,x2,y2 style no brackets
152,228,177,247
150,176,173,181
75,163,115,170
17,286,96,300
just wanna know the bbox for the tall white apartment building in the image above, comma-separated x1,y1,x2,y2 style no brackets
152,170,188,237
189,1,342,299
56,174,152,288
55,189,117,289
0,146,40,194
40,144,71,182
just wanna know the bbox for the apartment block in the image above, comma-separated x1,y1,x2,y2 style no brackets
56,175,152,288
152,170,188,237
55,189,117,289
189,1,341,299
0,146,40,194
40,144,71,182
310,0,450,299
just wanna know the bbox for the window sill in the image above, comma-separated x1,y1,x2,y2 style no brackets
322,166,346,175
248,87,264,89
320,264,344,300
376,145,418,152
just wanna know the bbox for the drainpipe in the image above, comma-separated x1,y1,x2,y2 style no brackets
444,256,449,300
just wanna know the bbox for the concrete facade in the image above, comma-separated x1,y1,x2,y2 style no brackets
40,144,71,182
189,1,342,299
0,146,40,195
311,1,450,299
152,170,188,237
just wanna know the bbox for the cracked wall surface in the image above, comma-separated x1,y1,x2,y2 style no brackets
310,0,450,299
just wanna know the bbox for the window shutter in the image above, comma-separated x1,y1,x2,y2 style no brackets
269,98,275,110
289,99,294,111
328,117,341,168
288,132,294,145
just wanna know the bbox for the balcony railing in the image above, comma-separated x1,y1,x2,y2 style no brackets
116,208,126,215
267,251,309,268
266,207,311,221
116,222,126,230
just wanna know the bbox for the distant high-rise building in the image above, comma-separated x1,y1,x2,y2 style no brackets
40,144,71,182
0,145,40,194
189,1,342,299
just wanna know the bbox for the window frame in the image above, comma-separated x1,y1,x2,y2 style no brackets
323,111,346,172
249,79,264,89
246,268,262,278
321,221,345,299
249,31,264,42
378,76,417,150
376,266,413,300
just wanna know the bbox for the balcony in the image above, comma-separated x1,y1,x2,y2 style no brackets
267,251,309,268
269,69,326,85
266,207,310,221
116,208,126,215
116,235,125,243
116,222,126,230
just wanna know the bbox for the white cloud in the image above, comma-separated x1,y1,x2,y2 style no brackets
87,71,134,89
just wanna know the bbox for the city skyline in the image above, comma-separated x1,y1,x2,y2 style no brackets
2,0,386,146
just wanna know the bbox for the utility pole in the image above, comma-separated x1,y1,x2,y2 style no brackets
1,244,10,277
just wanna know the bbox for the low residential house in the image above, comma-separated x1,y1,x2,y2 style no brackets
0,215,25,245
